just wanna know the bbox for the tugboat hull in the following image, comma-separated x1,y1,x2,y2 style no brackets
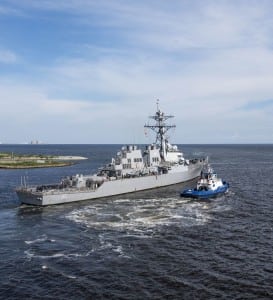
180,182,229,199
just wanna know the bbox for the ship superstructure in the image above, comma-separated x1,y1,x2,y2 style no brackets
16,104,205,206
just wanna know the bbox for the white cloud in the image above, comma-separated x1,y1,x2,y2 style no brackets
0,0,273,143
0,4,24,16
0,80,148,143
0,49,18,64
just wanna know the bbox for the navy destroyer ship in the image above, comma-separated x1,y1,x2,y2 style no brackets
16,105,205,205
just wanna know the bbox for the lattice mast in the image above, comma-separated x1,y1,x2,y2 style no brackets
144,101,176,161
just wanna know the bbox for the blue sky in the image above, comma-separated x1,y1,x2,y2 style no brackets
0,0,273,144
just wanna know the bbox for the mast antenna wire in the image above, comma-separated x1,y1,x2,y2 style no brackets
144,99,176,160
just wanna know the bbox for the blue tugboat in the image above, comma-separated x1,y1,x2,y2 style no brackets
180,164,229,199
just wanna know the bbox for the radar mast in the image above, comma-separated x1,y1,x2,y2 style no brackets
144,100,176,161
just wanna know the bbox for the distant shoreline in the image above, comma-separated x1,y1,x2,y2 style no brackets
0,153,87,169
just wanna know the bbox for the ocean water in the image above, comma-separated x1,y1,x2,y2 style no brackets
0,144,272,299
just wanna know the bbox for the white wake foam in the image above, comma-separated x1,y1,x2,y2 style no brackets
65,196,224,233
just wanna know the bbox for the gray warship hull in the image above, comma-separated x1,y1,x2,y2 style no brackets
16,162,203,206
16,104,206,206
